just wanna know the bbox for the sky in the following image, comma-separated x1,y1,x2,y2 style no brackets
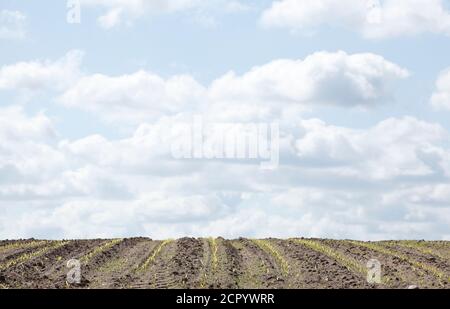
1,0,450,240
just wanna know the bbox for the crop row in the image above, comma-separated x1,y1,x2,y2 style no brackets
137,239,173,272
252,239,289,276
0,240,48,254
384,240,449,261
293,239,368,277
348,240,450,285
0,241,70,271
80,239,123,264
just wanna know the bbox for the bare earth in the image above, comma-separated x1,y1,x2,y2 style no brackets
0,238,449,289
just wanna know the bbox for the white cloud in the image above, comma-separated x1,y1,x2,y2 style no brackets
294,116,449,180
383,184,450,207
209,51,408,111
1,105,449,240
431,68,450,110
0,49,448,240
0,193,231,239
0,106,64,185
97,7,123,29
0,10,26,39
58,70,206,123
261,0,450,39
81,0,204,13
0,50,84,92
58,51,408,124
224,1,251,13
0,106,56,142
0,49,403,124
79,0,249,29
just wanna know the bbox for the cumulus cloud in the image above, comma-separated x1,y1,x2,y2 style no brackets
58,70,206,123
0,50,84,92
79,0,250,29
58,51,408,124
0,50,404,123
1,105,449,240
97,7,124,29
383,184,450,207
0,10,26,39
0,49,448,240
0,106,132,201
0,106,64,186
209,51,408,109
0,106,56,142
261,0,450,39
294,116,450,180
431,68,450,110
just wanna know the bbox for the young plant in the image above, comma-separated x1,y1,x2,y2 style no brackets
137,239,173,272
252,239,289,276
0,240,48,254
0,241,70,271
348,240,450,285
80,239,123,264
209,237,219,272
293,239,367,277
392,241,449,261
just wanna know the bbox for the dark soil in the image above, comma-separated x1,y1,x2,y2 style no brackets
0,238,448,289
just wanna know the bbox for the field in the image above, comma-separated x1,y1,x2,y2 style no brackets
0,238,449,289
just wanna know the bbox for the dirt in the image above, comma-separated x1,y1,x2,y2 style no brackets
273,239,374,289
203,238,242,289
229,238,287,289
0,240,49,264
318,239,448,289
92,238,157,289
0,238,448,289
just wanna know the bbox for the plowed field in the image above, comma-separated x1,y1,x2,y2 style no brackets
0,238,449,289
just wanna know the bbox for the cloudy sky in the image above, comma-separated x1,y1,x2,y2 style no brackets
1,0,450,240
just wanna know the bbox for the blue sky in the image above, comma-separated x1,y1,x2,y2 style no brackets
1,0,450,240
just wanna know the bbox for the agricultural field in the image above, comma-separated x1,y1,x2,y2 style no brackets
0,238,449,289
